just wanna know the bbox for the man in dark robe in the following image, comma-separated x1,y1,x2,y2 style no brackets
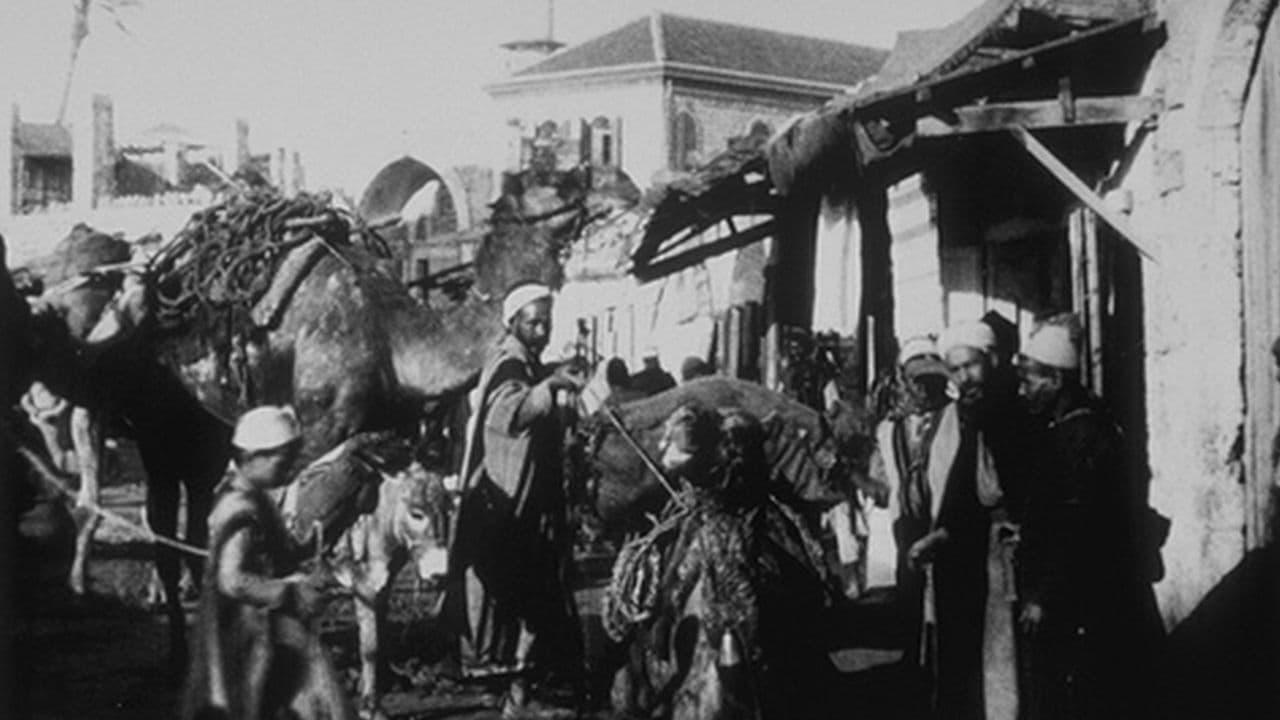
903,322,1020,720
182,406,352,720
1016,323,1163,720
630,348,677,396
447,283,584,714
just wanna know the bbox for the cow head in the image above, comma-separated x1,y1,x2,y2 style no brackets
383,462,451,580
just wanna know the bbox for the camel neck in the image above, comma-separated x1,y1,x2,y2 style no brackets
386,296,505,400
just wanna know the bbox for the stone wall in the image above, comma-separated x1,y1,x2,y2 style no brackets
1114,0,1276,624
489,76,668,187
1,193,209,267
669,84,820,168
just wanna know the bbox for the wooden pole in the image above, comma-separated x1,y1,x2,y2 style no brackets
1009,125,1157,262
1084,209,1105,394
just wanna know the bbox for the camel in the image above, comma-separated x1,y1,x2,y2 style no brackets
604,405,847,720
24,167,628,676
576,376,878,538
15,226,136,596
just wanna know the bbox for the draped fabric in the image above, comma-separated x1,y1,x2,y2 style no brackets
1018,396,1163,720
181,487,353,720
875,402,1019,720
446,335,576,679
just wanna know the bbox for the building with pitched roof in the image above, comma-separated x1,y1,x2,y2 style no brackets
486,12,887,188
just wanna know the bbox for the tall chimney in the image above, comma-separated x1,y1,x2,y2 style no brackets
290,150,304,192
272,147,287,193
2,105,15,215
71,95,93,211
92,94,116,203
235,118,250,170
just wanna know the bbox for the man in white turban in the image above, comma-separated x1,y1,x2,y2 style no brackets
447,281,584,714
1015,319,1162,720
904,320,1021,720
862,336,950,686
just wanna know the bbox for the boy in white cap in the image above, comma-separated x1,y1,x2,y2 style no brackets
182,405,354,720
1015,320,1162,720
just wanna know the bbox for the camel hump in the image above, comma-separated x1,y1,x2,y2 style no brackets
249,238,330,330
612,377,819,436
149,190,386,337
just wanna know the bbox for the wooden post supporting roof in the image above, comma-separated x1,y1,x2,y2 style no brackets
1008,124,1158,262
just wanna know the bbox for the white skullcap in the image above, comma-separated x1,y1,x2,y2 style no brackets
938,321,996,357
898,336,940,366
898,335,948,378
642,345,660,358
1022,324,1079,370
502,283,552,325
232,406,301,451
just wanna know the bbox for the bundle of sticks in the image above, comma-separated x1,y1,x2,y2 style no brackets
147,190,388,335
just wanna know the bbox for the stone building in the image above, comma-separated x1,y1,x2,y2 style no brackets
486,12,887,189
634,1,1280,678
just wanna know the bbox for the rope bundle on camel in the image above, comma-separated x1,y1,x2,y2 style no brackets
147,189,391,339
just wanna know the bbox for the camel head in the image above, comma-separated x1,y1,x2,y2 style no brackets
474,165,640,298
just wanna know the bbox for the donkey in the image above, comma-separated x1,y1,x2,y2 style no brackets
281,431,451,719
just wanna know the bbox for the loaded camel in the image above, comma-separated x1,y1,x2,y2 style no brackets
24,169,624,707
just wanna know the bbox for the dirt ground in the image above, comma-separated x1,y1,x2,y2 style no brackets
9,471,619,720
10,443,914,719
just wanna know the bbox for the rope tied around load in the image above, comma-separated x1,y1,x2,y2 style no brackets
147,189,391,337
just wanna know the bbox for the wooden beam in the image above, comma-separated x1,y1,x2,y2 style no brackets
855,15,1160,120
1008,125,1157,262
632,219,776,281
917,95,1162,136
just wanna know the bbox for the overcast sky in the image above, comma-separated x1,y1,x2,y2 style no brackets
2,0,984,193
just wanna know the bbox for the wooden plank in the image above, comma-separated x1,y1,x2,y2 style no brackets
1008,125,1158,262
917,95,1162,136
855,16,1159,120
1084,209,1105,393
632,219,776,281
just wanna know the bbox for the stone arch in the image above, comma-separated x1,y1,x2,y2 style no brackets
1201,0,1280,128
357,155,472,230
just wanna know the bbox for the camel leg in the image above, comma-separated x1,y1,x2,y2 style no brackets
68,406,102,595
30,416,65,472
182,474,214,594
145,473,187,670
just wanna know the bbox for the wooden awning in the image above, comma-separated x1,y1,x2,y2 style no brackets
634,2,1167,278
630,148,777,281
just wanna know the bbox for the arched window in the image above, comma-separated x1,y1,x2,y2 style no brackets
671,111,700,171
592,116,615,167
531,120,561,172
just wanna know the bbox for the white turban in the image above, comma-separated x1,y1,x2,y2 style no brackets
898,335,941,366
1022,324,1079,369
898,335,948,377
232,405,301,451
938,321,996,357
502,283,552,325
